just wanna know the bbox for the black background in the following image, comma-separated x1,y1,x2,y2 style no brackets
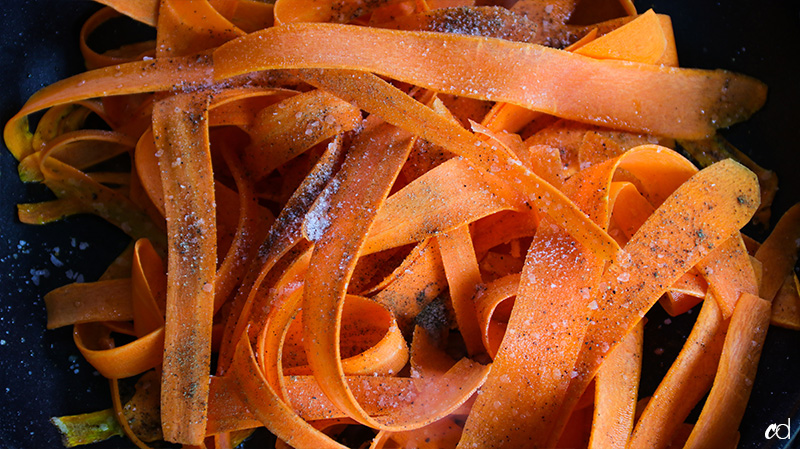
0,1,798,448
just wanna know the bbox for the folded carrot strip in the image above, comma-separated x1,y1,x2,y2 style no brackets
79,8,155,70
588,319,643,449
754,203,800,301
471,210,539,259
607,181,654,241
628,295,727,449
660,292,703,317
683,292,771,449
45,279,133,329
551,159,759,446
659,270,707,317
214,23,766,139
74,323,164,379
94,0,159,26
473,273,519,358
153,92,217,445
574,10,667,64
279,295,410,378
438,224,484,356
372,415,463,449
20,129,132,183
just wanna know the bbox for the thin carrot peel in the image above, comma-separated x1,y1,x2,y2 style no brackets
5,1,797,449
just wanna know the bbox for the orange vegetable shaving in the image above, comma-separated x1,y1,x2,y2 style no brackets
6,2,796,449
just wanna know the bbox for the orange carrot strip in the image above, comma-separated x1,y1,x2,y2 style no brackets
214,23,766,139
297,69,620,260
243,89,362,180
479,28,599,136
372,415,462,449
45,279,133,329
771,274,800,330
228,0,275,33
474,273,519,359
274,0,407,25
607,181,654,241
370,238,448,332
364,157,514,255
680,135,779,227
438,224,484,356
574,10,667,64
683,292,771,448
281,296,410,377
156,0,243,58
754,203,800,301
695,234,758,319
612,144,698,207
660,292,703,317
471,210,539,260
79,8,155,70
554,159,759,446
553,404,593,449
577,131,625,169
229,329,348,448
459,218,605,448
286,376,418,421
74,323,164,379
93,0,159,26
153,92,216,445
628,295,727,449
588,319,643,449
131,239,166,337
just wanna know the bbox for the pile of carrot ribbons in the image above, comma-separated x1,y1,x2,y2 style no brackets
7,0,800,447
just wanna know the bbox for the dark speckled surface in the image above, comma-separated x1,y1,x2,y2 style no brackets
0,1,798,448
